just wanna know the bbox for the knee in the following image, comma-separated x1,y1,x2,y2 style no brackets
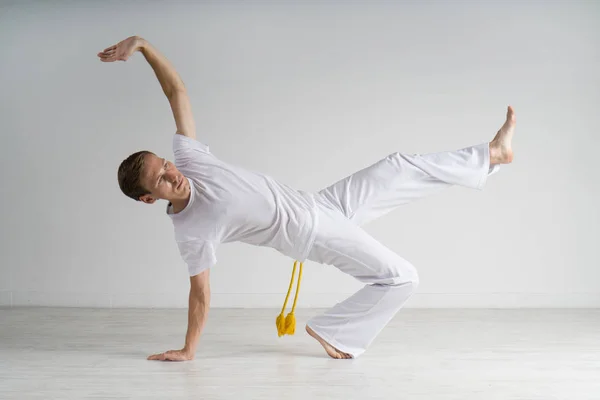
386,261,419,289
404,266,420,290
410,272,420,290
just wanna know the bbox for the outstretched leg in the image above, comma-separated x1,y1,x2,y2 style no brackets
316,106,516,226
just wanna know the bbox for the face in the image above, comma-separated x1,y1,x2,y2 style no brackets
139,154,190,204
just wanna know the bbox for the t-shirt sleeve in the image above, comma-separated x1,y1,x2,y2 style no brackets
172,133,215,166
176,239,218,276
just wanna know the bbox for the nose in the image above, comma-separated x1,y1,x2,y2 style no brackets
166,171,179,186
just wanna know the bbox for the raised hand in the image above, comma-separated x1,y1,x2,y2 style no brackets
97,36,143,63
147,348,194,362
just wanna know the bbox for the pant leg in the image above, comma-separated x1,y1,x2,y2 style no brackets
317,142,501,226
305,197,420,358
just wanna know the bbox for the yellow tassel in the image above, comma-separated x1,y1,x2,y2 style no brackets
276,260,303,337
285,312,296,335
276,313,286,336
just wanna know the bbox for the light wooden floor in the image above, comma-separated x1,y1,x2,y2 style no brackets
1,308,599,399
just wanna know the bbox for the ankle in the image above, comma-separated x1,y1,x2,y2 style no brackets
489,142,499,164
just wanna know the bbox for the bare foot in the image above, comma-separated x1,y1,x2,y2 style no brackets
306,325,353,359
489,105,516,164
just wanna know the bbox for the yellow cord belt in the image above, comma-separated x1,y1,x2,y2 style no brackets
276,260,303,337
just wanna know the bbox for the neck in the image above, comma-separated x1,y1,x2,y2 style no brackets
170,191,191,214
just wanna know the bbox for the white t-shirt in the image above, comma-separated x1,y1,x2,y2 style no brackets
167,134,319,276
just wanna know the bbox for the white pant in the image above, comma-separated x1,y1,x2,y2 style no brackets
305,142,500,358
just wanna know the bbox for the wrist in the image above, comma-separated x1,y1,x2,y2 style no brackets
135,36,147,52
183,344,195,353
183,345,195,357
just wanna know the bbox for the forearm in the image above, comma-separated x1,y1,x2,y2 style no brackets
136,37,186,98
183,287,210,354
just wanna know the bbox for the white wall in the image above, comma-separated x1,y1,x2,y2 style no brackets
1,0,598,308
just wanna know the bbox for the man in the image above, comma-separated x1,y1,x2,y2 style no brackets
99,36,515,361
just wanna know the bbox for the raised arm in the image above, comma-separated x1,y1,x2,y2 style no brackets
147,269,211,361
97,35,197,139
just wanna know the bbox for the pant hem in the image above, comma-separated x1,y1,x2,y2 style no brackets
476,142,492,190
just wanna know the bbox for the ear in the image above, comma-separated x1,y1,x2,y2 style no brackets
139,194,157,204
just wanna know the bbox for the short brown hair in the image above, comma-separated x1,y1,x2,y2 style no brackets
117,151,155,201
